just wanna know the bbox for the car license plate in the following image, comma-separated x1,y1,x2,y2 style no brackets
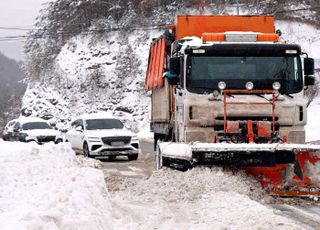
111,141,124,146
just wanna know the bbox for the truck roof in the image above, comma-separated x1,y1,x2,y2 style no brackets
174,15,275,39
184,43,301,56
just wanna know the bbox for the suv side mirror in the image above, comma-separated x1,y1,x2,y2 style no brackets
305,75,315,86
304,58,314,76
75,126,83,132
13,127,19,132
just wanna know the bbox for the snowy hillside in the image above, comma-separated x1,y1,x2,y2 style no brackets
22,30,161,131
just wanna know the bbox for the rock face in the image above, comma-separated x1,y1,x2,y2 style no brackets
22,0,320,131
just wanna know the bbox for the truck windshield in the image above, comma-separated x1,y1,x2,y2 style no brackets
186,56,302,94
85,119,124,130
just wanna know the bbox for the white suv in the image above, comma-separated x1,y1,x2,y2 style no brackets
2,117,62,144
65,113,139,160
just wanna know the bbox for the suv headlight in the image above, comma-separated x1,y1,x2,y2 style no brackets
131,135,139,142
87,137,101,142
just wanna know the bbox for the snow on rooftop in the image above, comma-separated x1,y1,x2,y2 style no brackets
16,116,48,124
0,141,113,229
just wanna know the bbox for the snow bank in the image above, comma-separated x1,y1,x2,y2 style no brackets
111,167,303,229
0,141,113,230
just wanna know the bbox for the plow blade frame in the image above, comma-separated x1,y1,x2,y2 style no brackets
158,142,320,197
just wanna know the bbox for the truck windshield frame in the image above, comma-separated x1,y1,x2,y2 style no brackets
186,55,303,94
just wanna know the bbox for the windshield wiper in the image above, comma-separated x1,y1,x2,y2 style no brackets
281,93,293,99
190,86,214,93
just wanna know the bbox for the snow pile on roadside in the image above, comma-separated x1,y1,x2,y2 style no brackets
121,167,268,202
0,141,113,230
111,167,303,229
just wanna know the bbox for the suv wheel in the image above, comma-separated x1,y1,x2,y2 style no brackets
83,142,91,158
108,155,116,161
128,154,138,161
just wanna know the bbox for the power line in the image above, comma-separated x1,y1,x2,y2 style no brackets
0,23,169,43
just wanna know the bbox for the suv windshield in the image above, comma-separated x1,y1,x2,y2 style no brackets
22,122,52,130
186,56,302,94
85,119,124,130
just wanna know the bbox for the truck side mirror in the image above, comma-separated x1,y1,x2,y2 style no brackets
169,56,181,75
304,58,314,76
167,56,181,85
305,75,315,86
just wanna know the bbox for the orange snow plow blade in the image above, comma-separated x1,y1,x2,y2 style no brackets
159,142,320,197
245,150,320,197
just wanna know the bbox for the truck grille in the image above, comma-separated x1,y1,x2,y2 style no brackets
37,136,56,143
102,136,131,146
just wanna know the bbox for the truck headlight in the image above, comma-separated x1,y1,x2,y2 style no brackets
218,81,226,90
272,81,281,90
245,81,254,90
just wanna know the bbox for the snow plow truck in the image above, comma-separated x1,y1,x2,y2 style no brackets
145,15,320,197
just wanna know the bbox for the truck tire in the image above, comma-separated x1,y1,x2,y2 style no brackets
155,141,163,170
128,154,138,161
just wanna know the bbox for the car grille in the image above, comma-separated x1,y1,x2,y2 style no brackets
102,136,131,146
37,136,56,143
